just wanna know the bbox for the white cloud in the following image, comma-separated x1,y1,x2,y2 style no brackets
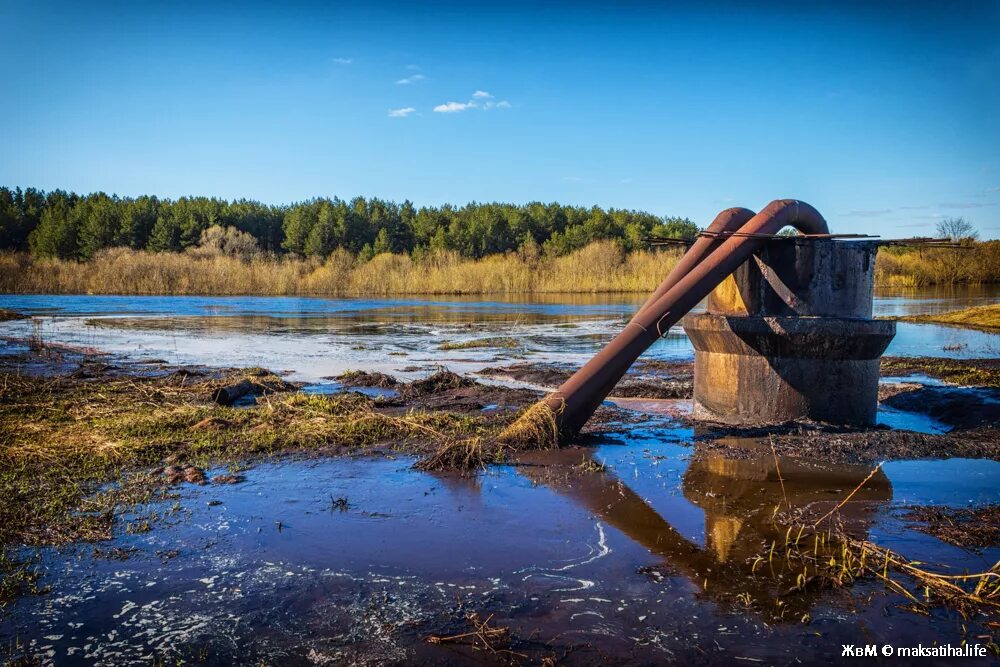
333,57,353,65
396,74,426,85
434,101,472,113
434,93,512,114
388,107,416,118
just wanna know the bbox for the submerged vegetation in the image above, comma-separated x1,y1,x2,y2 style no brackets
439,336,520,350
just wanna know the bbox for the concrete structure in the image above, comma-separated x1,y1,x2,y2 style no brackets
682,239,895,426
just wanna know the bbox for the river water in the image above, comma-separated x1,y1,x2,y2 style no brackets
1,286,998,665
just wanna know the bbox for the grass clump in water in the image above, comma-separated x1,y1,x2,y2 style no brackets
403,370,476,395
497,397,562,449
438,337,519,351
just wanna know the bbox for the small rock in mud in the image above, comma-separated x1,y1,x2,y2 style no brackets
211,474,245,485
207,499,223,506
183,466,207,484
163,465,185,484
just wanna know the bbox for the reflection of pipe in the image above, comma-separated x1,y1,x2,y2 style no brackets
516,448,890,615
546,200,829,438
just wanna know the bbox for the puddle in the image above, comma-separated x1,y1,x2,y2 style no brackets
2,427,998,665
877,405,951,434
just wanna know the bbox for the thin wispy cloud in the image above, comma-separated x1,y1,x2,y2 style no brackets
333,57,353,65
939,201,996,209
388,107,416,118
396,74,425,85
405,64,421,70
433,92,512,114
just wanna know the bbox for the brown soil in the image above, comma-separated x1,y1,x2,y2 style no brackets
478,359,694,399
693,424,1000,465
901,505,1000,551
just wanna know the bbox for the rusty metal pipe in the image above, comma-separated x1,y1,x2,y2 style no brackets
586,208,757,404
635,207,756,316
546,199,829,438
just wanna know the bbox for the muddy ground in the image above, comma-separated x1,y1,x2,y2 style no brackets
3,339,1000,664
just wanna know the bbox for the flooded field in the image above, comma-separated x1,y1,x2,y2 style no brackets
1,286,998,383
1,286,999,665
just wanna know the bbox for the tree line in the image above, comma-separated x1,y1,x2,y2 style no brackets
0,187,699,261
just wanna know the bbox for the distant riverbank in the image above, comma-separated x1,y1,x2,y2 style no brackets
1,240,999,296
899,304,1000,332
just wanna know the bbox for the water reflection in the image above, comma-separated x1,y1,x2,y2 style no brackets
518,442,891,618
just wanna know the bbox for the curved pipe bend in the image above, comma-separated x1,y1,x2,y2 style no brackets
546,199,829,438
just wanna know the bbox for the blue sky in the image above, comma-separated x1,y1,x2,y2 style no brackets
1,1,998,237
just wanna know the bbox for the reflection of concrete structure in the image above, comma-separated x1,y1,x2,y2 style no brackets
518,446,891,616
683,240,895,425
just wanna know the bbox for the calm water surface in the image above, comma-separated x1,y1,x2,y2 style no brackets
1,286,997,382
